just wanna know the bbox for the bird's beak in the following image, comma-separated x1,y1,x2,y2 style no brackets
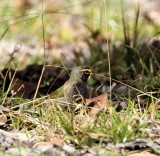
88,72,94,79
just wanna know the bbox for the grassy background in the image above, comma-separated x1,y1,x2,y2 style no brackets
0,0,160,155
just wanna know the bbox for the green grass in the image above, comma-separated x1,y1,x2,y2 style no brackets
0,80,159,155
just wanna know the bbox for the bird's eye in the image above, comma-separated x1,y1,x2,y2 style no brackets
85,71,90,74
81,68,92,75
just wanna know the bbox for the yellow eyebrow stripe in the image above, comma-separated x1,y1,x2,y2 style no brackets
81,69,92,73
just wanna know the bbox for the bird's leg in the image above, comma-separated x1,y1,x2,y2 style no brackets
72,94,85,104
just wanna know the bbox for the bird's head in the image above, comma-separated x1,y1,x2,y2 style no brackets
80,67,94,81
69,66,93,82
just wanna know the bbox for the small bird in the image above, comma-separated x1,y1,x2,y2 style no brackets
49,66,93,104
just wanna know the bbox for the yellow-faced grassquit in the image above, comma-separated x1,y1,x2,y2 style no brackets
49,66,93,104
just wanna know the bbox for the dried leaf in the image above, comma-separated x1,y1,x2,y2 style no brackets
9,78,37,98
85,91,108,114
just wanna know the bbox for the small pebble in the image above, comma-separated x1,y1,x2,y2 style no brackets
0,136,4,143
62,144,75,154
1,141,10,148
5,137,14,144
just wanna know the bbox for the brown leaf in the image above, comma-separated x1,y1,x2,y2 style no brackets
9,78,37,99
85,91,108,114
